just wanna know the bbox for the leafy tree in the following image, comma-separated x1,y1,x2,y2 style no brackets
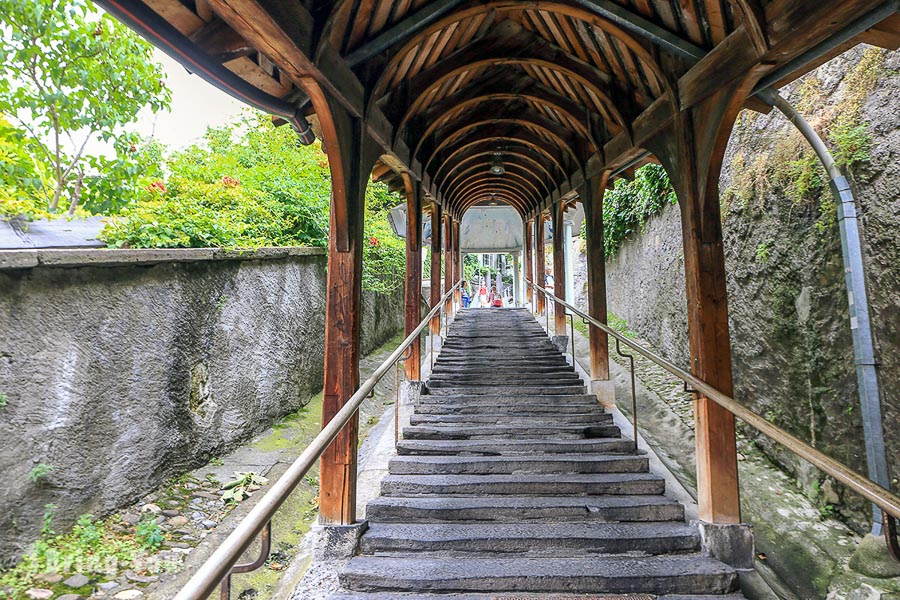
0,116,52,219
0,0,170,215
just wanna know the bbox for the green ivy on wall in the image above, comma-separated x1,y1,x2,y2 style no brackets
581,164,677,259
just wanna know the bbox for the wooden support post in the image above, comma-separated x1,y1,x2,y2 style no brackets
307,82,381,525
452,219,461,307
402,174,422,380
524,219,534,306
430,202,443,335
645,76,759,525
551,201,567,336
443,214,453,318
535,213,546,316
581,174,611,382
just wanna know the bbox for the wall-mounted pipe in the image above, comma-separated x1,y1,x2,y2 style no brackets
757,87,891,536
96,0,315,145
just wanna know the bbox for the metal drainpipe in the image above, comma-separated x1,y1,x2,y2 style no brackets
757,88,891,535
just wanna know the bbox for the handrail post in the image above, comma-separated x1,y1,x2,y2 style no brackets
520,281,900,550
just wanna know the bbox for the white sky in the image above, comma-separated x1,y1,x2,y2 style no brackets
134,49,246,150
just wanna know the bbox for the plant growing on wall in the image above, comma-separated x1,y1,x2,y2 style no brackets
0,0,171,215
581,164,677,259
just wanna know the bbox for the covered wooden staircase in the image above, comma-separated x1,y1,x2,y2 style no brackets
334,308,745,598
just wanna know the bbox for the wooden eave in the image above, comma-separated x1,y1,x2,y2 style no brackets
98,0,900,220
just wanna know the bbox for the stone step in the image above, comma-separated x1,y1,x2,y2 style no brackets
428,373,583,384
416,394,598,405
402,424,620,440
387,453,648,475
331,593,747,600
409,412,610,425
426,384,587,394
364,494,686,523
359,522,700,557
339,555,738,594
413,402,603,415
397,438,636,456
380,473,665,497
431,363,575,373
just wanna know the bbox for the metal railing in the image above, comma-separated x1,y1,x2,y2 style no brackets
526,281,900,559
175,280,464,600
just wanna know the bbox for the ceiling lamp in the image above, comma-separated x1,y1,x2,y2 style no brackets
489,152,505,175
489,193,498,206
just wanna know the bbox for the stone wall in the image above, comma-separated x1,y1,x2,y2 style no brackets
0,247,404,562
573,46,899,530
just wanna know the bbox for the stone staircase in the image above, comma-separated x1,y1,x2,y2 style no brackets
334,308,745,599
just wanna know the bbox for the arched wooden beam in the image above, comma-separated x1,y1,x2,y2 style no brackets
431,130,568,189
418,102,587,172
452,180,540,212
435,139,564,186
403,75,609,148
440,149,556,195
452,176,540,207
445,167,547,207
457,191,528,216
423,117,580,177
377,22,629,131
441,157,553,201
413,93,599,162
457,190,529,215
373,3,672,104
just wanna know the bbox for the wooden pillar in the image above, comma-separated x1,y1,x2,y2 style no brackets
443,214,453,317
551,201,567,336
430,202,443,335
645,77,757,524
524,219,534,306
452,219,461,306
535,212,546,316
307,84,380,525
402,174,422,380
582,174,610,381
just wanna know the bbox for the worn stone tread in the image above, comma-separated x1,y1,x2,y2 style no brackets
340,556,738,594
359,522,700,555
381,473,666,496
409,412,610,425
396,438,637,455
402,423,621,440
364,494,686,523
388,454,646,475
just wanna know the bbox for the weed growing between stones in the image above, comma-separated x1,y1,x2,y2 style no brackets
0,505,173,599
28,464,53,485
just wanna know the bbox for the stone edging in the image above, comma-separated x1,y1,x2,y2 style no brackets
0,246,327,270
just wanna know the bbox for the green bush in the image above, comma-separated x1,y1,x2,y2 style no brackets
100,177,323,248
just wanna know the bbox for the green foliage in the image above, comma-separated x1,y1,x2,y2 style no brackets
135,515,164,550
595,164,676,258
29,463,54,484
0,392,7,409
0,0,170,214
221,471,268,505
363,199,407,293
828,120,871,169
755,239,773,264
101,112,407,292
101,177,316,248
0,504,159,597
0,117,52,218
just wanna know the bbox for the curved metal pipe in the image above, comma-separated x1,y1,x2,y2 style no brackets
757,87,891,536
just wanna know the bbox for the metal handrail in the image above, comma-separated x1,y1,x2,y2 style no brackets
525,281,900,524
175,280,464,600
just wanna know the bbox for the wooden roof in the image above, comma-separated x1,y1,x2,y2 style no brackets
99,0,899,218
